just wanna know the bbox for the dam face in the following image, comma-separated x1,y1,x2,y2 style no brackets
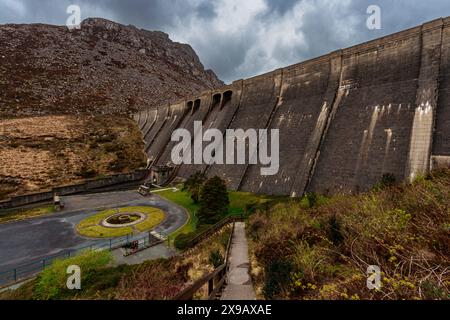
134,18,450,196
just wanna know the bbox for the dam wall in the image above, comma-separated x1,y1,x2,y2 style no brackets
135,17,450,196
433,19,450,161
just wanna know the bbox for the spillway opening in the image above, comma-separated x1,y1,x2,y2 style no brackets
221,91,233,110
212,94,222,110
187,101,193,113
192,99,201,114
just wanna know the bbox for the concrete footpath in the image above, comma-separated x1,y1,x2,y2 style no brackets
221,222,256,300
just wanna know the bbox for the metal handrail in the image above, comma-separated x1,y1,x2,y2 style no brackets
182,214,244,251
175,217,241,300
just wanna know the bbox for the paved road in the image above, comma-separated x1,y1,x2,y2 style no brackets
221,222,256,300
0,191,188,272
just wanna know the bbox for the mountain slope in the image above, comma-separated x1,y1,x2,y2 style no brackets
0,18,223,117
0,18,223,200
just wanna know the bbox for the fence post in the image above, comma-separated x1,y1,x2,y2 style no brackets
42,259,46,269
208,278,214,296
109,239,112,250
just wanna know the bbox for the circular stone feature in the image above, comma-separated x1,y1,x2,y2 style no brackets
102,212,146,228
76,206,166,238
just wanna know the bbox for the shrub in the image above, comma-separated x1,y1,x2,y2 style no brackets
209,250,225,268
420,280,448,300
174,233,193,251
116,259,190,300
374,173,397,190
77,165,97,178
327,215,344,245
173,225,212,250
303,193,328,208
263,259,293,299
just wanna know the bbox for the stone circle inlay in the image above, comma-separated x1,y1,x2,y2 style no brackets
101,212,146,228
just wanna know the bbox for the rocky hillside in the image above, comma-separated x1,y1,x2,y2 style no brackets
0,18,223,117
0,115,147,199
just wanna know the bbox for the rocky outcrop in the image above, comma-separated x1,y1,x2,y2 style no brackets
0,18,223,117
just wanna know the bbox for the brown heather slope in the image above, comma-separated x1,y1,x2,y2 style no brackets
0,116,147,199
248,170,450,300
0,18,223,200
0,18,223,117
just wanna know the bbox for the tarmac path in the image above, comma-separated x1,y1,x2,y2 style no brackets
0,191,188,272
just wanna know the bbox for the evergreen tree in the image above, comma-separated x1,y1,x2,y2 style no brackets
198,176,230,225
183,171,207,204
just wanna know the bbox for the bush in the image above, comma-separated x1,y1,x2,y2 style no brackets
327,215,344,245
174,233,193,251
209,250,225,268
263,259,293,299
374,173,397,190
77,165,97,178
173,225,212,250
303,193,328,208
116,259,190,300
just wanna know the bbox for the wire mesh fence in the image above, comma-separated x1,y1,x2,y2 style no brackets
0,231,167,288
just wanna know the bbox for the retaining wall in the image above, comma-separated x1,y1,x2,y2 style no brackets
0,170,147,211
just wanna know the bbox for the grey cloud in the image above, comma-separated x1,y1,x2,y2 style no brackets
264,0,300,15
1,0,450,83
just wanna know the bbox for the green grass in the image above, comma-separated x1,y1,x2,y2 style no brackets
0,205,56,224
76,206,165,238
134,207,166,232
0,229,232,300
76,225,134,238
228,191,282,215
157,189,199,242
34,250,113,300
158,189,282,242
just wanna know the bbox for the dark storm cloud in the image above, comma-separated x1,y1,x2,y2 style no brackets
1,0,450,83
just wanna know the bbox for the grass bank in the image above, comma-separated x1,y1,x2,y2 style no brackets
0,226,232,300
0,205,56,224
248,170,450,300
157,188,282,241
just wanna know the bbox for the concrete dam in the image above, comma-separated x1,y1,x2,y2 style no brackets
134,18,450,197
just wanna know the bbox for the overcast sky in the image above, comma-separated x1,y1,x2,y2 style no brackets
1,0,450,83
